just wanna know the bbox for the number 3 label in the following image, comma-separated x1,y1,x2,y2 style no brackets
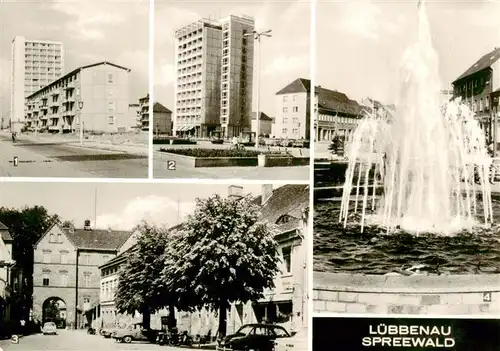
11,334,19,343
167,161,176,170
483,292,492,302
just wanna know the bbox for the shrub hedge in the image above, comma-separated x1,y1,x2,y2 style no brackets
159,148,289,158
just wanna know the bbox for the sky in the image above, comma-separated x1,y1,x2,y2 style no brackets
317,0,500,105
0,0,149,118
0,181,280,230
154,0,311,117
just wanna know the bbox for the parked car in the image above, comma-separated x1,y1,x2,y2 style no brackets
112,322,158,343
42,322,57,335
217,324,291,351
274,328,307,351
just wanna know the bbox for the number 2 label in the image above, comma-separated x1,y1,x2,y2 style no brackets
167,161,176,170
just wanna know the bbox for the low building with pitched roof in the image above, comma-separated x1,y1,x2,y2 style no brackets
314,86,362,142
251,111,273,137
32,220,138,328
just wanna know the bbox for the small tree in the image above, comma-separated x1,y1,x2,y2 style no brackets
115,222,176,329
163,194,280,337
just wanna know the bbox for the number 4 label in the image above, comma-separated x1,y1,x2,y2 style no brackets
483,292,492,302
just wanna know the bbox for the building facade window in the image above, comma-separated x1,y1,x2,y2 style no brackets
82,254,90,265
283,107,288,113
60,251,68,264
43,277,50,286
293,106,298,113
83,273,91,287
282,246,292,274
43,250,51,264
49,234,54,243
283,96,288,103
108,116,115,125
57,233,62,243
59,271,68,286
107,73,113,84
292,95,297,102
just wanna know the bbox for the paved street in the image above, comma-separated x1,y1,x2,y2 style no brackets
0,330,200,351
0,135,148,178
153,143,310,180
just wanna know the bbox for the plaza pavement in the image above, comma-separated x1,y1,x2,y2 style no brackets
0,329,201,351
0,132,148,178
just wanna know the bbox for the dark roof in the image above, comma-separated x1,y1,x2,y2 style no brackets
0,222,13,242
259,185,309,232
453,47,500,83
316,86,361,116
153,102,171,113
251,112,273,121
276,78,311,95
27,61,131,99
63,228,132,251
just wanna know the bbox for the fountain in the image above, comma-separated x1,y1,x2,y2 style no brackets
314,0,500,275
339,0,493,236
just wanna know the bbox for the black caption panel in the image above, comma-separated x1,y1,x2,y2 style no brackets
313,317,500,351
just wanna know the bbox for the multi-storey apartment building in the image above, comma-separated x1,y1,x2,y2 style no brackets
25,62,134,134
174,15,254,138
139,94,150,131
32,221,137,328
274,78,311,140
10,36,64,133
452,47,500,147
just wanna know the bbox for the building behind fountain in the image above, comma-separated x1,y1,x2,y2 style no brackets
452,47,500,153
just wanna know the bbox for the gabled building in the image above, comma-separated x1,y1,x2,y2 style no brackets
274,78,311,140
314,86,362,142
452,47,500,145
153,102,172,135
32,221,138,328
0,222,15,325
251,111,273,137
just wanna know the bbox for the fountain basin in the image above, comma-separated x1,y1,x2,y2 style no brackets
314,197,500,275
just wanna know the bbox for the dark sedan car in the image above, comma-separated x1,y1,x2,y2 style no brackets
217,324,291,351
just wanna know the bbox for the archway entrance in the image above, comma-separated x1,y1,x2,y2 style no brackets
42,297,67,329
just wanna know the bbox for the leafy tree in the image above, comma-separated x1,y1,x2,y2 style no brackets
0,206,60,322
115,222,176,329
163,194,280,337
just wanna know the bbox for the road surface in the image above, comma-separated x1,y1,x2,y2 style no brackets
0,136,148,178
0,329,201,350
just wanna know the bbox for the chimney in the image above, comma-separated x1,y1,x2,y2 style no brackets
261,184,273,205
228,185,243,201
83,219,91,231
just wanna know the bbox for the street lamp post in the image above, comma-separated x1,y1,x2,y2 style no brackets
78,101,84,146
245,29,272,148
